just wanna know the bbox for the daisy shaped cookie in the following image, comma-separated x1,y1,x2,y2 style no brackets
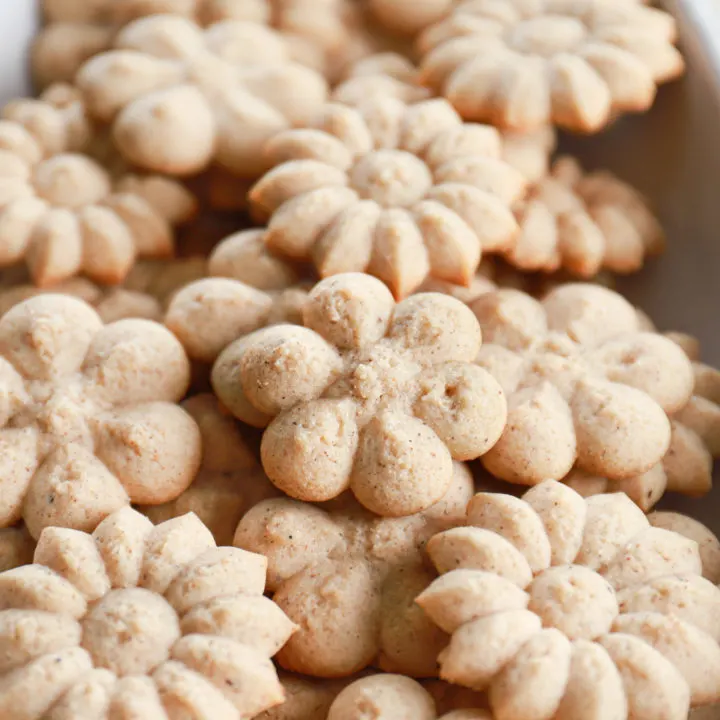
507,156,664,277
250,97,525,299
234,462,474,678
417,480,720,719
0,506,294,719
212,273,507,516
418,0,684,132
0,294,201,540
471,285,703,491
0,150,187,287
76,14,328,176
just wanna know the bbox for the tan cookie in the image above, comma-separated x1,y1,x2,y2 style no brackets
335,55,557,185
507,156,664,277
0,146,194,287
141,394,279,546
368,0,455,36
0,506,294,718
417,480,720,717
418,0,684,132
0,294,201,540
471,285,701,495
234,462,473,677
213,273,507,515
250,97,525,298
0,84,91,160
76,14,328,176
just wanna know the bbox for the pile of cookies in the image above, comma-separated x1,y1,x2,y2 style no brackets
0,1,718,718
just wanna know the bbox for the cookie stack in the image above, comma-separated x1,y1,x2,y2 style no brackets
0,1,718,718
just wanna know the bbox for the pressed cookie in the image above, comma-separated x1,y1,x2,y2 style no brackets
250,97,525,298
506,156,664,277
0,506,294,719
141,393,279,546
0,149,191,287
417,0,684,132
416,480,720,718
76,14,328,176
471,284,701,492
212,273,507,515
234,461,474,677
0,294,202,540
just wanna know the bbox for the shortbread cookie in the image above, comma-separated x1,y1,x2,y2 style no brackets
0,506,294,718
418,0,684,132
234,462,474,677
0,150,191,287
334,56,557,184
1,84,91,160
471,285,697,487
417,480,720,717
141,394,279,545
0,294,201,539
250,98,524,298
213,273,507,515
76,14,328,176
507,156,664,276
327,674,491,720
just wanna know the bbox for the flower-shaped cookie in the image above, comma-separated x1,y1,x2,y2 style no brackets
0,150,187,287
0,506,295,719
327,674,490,720
76,14,328,176
141,394,279,546
250,97,525,298
212,273,507,516
417,480,720,718
418,0,684,132
471,284,698,488
0,294,202,540
507,156,664,276
234,461,474,677
334,54,558,185
0,83,91,160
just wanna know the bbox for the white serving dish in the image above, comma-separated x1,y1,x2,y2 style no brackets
562,0,720,534
0,3,38,105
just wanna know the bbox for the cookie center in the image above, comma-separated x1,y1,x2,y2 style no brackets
349,149,432,208
527,565,619,641
508,16,587,58
81,588,181,676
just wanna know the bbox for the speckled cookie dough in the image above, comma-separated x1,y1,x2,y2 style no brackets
76,14,328,176
141,393,279,546
0,506,295,719
327,674,491,720
417,480,720,718
507,156,664,277
234,462,474,677
250,97,526,298
0,294,202,540
417,0,684,132
1,84,90,160
0,148,192,287
213,273,507,515
471,284,700,491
